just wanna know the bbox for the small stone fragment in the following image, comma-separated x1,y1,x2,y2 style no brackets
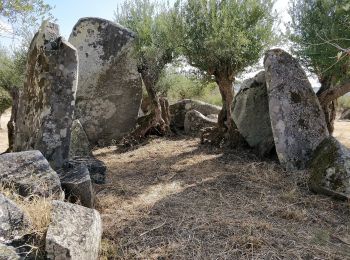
45,200,102,260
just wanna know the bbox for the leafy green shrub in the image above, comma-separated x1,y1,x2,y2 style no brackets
0,88,12,114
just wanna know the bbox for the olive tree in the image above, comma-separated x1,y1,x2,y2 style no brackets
290,0,350,133
115,0,180,139
178,0,276,136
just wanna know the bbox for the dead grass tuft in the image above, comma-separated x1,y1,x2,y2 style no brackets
94,136,350,259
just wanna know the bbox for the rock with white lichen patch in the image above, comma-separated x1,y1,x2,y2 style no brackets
13,21,78,170
69,17,142,146
45,200,102,260
264,49,329,170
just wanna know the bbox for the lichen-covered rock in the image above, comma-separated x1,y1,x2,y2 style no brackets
184,110,217,136
170,99,221,129
69,119,92,158
309,136,350,200
0,244,19,260
57,163,94,208
264,49,329,170
0,151,64,198
68,157,107,184
233,71,275,156
46,200,102,260
69,17,142,146
0,194,29,241
13,22,78,170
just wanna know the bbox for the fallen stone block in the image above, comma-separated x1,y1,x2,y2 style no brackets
0,151,64,199
309,136,350,200
45,200,102,260
184,110,217,136
69,157,107,184
57,163,94,208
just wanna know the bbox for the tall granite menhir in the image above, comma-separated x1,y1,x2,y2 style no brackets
264,49,329,170
69,17,142,146
13,22,78,170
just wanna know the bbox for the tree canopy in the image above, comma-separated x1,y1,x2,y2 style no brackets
290,0,350,83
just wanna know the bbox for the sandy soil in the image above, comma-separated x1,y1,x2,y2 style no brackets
334,120,350,148
0,108,11,153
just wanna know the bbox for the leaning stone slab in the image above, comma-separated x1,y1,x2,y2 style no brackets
0,151,64,198
170,99,221,129
46,200,102,260
264,49,329,170
0,194,29,241
69,157,107,184
57,163,94,208
184,110,217,136
309,136,350,200
233,71,275,156
13,22,78,170
69,17,142,146
69,119,92,158
0,243,19,260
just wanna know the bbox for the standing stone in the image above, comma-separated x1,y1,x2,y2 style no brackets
0,151,64,199
0,194,30,241
69,119,92,158
69,17,142,146
264,49,329,170
13,22,78,170
233,71,275,156
46,200,102,260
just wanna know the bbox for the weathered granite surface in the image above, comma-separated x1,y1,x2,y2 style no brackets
233,71,275,156
264,49,329,170
46,200,102,260
0,151,64,198
13,22,78,170
184,110,217,136
69,17,142,146
309,136,350,200
69,119,92,158
0,243,19,260
0,194,29,241
170,99,221,129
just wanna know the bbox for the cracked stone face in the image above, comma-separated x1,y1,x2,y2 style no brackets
69,17,142,146
264,49,329,170
13,21,78,170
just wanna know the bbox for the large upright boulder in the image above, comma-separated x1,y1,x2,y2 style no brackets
0,151,64,198
233,71,275,156
170,99,221,129
13,22,78,170
264,49,329,170
45,200,102,260
309,137,350,200
69,17,142,146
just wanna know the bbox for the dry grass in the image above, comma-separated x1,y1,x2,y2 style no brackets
0,184,53,257
95,136,350,260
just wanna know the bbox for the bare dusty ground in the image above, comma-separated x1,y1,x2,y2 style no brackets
95,131,350,259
